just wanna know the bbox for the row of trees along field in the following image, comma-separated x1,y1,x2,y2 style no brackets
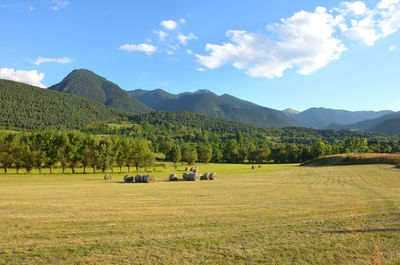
1,130,400,173
0,131,153,174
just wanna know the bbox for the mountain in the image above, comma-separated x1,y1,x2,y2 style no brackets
49,69,152,114
338,112,400,135
288,107,394,129
128,89,298,128
282,108,301,115
0,79,121,130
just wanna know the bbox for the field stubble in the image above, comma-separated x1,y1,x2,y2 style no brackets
0,163,399,264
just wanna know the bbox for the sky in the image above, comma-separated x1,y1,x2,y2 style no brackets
1,0,400,112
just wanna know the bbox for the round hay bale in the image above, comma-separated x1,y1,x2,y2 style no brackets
185,167,189,171
200,173,209,180
184,173,199,181
251,165,255,169
193,167,199,173
143,175,155,183
135,175,142,183
124,175,133,183
104,173,112,180
209,173,216,180
169,174,179,181
258,165,262,168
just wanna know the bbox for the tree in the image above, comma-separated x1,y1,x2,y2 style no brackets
0,134,17,173
183,148,198,165
80,135,96,173
29,133,46,174
113,137,126,173
223,139,239,163
67,132,83,174
128,138,154,171
95,138,114,173
197,145,212,163
167,144,181,168
57,133,70,174
42,131,60,174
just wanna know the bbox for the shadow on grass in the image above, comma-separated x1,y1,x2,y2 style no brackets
324,228,400,234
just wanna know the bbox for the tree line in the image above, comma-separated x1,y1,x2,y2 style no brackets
0,131,153,174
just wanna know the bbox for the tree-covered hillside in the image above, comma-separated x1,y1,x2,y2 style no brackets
0,79,122,130
129,89,297,128
49,69,152,114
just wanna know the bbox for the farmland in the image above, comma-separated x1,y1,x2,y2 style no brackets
1,163,399,264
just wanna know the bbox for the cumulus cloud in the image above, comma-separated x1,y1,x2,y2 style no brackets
154,30,168,41
160,20,177,30
0,68,46,88
196,0,400,78
197,7,346,78
178,33,197,45
33,57,72,66
120,43,158,55
52,0,69,10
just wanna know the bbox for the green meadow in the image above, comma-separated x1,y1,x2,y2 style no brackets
0,163,399,264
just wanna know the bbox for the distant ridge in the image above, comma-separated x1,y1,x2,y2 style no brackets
129,89,298,128
49,69,152,114
288,107,394,129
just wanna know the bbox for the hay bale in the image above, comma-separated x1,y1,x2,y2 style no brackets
169,174,179,181
185,167,189,171
193,167,199,173
258,165,262,168
135,175,142,183
142,175,155,183
209,173,216,180
183,173,199,181
124,175,133,183
200,173,209,180
251,165,255,169
104,173,112,180
189,167,193,171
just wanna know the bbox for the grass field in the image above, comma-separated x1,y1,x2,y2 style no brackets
0,163,399,264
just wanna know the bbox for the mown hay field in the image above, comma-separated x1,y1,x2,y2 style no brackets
0,163,399,264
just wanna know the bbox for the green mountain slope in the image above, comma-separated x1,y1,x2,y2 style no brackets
49,69,152,114
371,117,400,135
129,89,297,128
290,107,394,129
0,79,121,129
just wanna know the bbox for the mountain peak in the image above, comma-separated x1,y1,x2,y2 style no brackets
48,69,152,114
282,108,300,115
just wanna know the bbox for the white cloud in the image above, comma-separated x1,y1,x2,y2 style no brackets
33,57,72,66
0,68,46,88
180,18,186,24
197,7,346,78
186,49,193,54
197,67,205,72
178,33,197,45
52,0,69,10
196,0,400,78
119,43,158,55
167,50,174,55
389,44,397,50
160,20,177,30
154,30,168,41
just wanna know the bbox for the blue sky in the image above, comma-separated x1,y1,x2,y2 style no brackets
1,0,400,111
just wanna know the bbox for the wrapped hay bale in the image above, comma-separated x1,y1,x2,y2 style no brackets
258,165,262,168
135,175,142,183
169,174,179,181
124,175,133,183
142,175,155,183
200,173,209,180
104,173,112,180
193,167,199,173
209,173,216,180
251,165,255,169
183,173,199,181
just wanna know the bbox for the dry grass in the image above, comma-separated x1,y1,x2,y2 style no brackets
303,153,400,166
0,163,399,264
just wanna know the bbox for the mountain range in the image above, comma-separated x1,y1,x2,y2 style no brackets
129,89,298,128
1,68,399,135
